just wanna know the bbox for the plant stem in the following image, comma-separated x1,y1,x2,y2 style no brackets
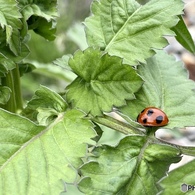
90,114,145,135
91,115,195,156
12,64,23,111
1,65,23,113
2,70,16,112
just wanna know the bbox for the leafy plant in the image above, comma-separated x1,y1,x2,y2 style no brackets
0,0,195,194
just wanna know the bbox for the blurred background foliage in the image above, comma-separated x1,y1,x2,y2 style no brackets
21,0,92,100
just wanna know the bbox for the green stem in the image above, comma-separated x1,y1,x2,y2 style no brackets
1,65,23,113
2,70,16,112
88,114,195,156
12,64,23,111
90,114,145,135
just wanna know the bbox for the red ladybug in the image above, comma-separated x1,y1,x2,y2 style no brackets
137,107,169,127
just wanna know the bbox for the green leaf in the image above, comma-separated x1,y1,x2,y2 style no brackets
18,62,36,76
27,85,67,111
33,18,56,41
172,15,195,54
18,0,58,21
119,50,195,128
85,0,184,65
24,85,68,125
0,3,30,63
0,0,22,56
0,54,16,77
18,0,58,40
79,135,181,194
0,109,96,194
0,41,30,63
159,160,195,194
0,86,11,105
66,48,143,116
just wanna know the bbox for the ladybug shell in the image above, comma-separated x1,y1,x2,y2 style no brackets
137,107,169,127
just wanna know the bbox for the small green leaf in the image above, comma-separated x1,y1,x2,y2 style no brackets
0,109,96,194
172,15,195,54
66,48,143,116
160,160,195,194
18,62,36,76
0,0,22,56
0,86,11,104
33,18,56,41
18,0,58,21
24,85,68,124
28,85,67,111
85,0,184,65
0,53,16,77
119,50,195,128
79,135,181,194
18,0,58,40
0,42,30,63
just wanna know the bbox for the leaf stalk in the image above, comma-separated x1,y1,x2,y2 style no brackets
90,114,145,135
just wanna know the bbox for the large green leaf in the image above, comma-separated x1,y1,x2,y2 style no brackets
79,135,181,195
172,15,195,54
85,0,184,65
18,0,58,40
66,48,143,116
0,0,22,56
119,50,195,128
160,160,195,195
0,109,96,195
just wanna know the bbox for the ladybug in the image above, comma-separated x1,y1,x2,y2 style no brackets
137,107,169,127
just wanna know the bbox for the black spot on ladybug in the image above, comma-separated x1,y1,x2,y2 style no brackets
147,109,154,116
143,118,147,124
155,116,163,124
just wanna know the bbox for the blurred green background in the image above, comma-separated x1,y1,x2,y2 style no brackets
21,0,92,100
